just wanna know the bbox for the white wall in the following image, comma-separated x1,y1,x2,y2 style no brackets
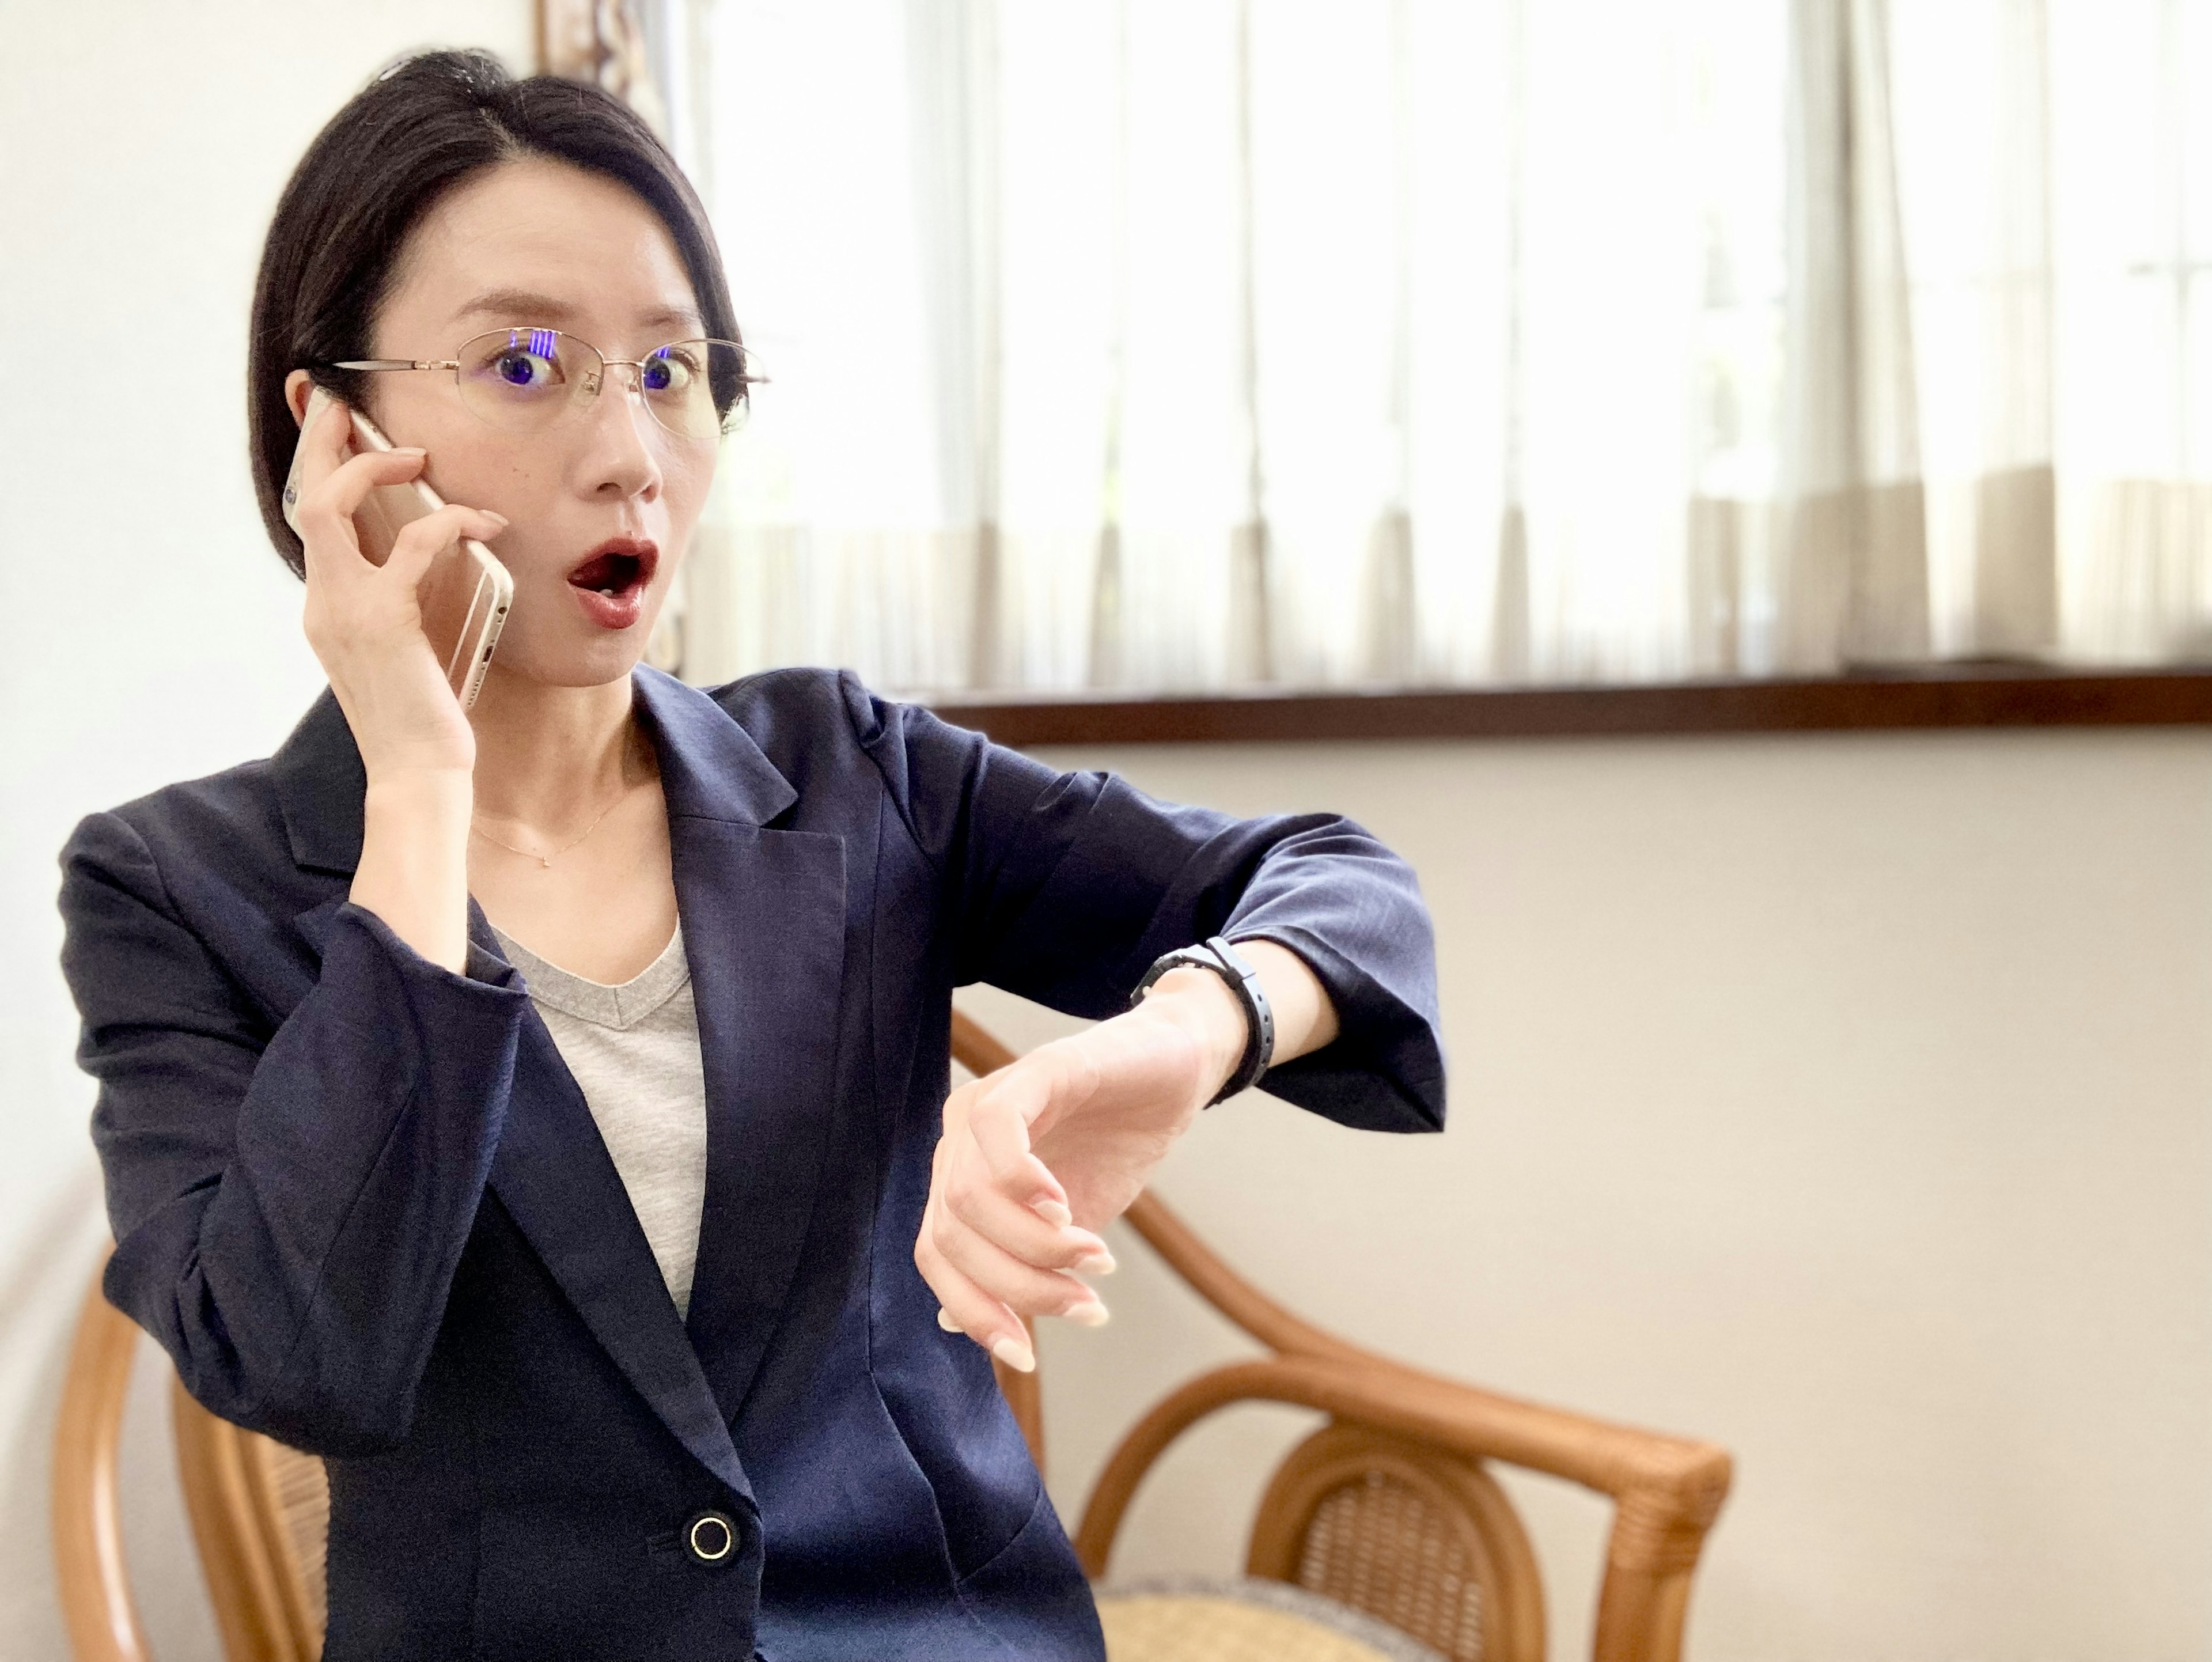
6,10,2208,1662
974,729,2212,1662
0,6,535,1657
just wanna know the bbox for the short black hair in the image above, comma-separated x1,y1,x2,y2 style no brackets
247,49,740,576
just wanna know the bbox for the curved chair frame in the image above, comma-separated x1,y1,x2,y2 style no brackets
52,1262,150,1662
56,1012,1733,1662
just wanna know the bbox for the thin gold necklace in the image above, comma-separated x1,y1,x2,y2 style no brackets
471,790,627,869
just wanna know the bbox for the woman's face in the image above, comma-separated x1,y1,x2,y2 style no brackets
311,157,719,691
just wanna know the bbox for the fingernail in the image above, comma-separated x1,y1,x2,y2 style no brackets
990,1334,1036,1373
936,1308,963,1334
393,446,427,457
1075,1251,1118,1277
1032,1198,1072,1228
1065,1299,1110,1328
484,510,510,525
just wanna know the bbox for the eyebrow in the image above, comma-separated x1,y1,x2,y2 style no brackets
450,288,704,335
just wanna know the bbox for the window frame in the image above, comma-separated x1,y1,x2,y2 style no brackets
926,667,2212,746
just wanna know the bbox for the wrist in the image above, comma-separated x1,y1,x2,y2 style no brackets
1138,966,1250,1099
353,768,473,973
362,767,473,823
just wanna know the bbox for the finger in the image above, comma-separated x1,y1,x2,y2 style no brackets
915,1204,1031,1360
976,1040,1102,1141
921,1119,1105,1351
943,1155,1113,1273
384,503,509,585
291,393,358,500
296,450,431,573
303,446,428,528
919,1130,988,1318
948,1067,1073,1228
929,1201,1107,1323
920,1222,1098,1368
964,1079,1070,1209
924,1079,1100,1364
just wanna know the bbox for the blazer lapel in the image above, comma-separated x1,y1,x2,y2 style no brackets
484,927,753,1501
632,671,848,1425
270,686,753,1501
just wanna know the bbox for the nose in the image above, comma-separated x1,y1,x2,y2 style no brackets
575,361,662,501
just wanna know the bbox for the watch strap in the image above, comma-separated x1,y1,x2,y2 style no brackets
1130,936,1275,1105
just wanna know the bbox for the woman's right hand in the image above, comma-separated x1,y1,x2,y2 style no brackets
290,396,505,972
291,396,507,782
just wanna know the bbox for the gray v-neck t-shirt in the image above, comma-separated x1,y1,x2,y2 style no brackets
492,922,707,1317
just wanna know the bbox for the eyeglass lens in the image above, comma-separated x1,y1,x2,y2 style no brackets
454,328,753,440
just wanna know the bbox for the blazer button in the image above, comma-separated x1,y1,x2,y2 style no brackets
685,1508,738,1568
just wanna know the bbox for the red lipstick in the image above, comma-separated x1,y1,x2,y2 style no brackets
566,538,659,632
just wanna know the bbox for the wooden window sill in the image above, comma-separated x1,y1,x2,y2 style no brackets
927,665,2212,747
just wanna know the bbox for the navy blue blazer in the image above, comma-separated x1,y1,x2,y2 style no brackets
59,666,1444,1662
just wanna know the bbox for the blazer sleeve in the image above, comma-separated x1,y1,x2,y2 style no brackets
58,809,532,1454
851,679,1445,1132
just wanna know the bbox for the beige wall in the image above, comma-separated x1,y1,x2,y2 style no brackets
966,728,2212,1662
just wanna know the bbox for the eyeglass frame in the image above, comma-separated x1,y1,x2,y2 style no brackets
327,327,768,441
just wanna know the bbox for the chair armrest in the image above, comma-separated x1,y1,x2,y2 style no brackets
1074,1352,1730,1580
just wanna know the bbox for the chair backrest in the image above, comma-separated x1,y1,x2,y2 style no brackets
1246,1421,1543,1662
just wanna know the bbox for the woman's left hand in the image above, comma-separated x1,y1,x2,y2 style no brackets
917,941,1337,1372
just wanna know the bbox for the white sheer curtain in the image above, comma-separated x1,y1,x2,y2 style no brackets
1891,0,2212,664
659,0,2212,695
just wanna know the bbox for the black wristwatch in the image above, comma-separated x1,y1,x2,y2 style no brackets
1130,936,1275,1105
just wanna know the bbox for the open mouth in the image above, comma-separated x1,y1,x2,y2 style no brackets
565,539,659,630
568,543,656,596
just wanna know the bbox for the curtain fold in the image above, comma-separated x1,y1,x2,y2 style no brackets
1888,0,2059,664
1781,0,1928,671
675,0,2212,694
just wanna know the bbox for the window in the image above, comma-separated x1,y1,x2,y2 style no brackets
637,0,2212,697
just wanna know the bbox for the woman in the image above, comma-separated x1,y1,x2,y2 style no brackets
59,50,1443,1662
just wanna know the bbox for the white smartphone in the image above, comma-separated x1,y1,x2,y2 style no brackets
283,386,514,711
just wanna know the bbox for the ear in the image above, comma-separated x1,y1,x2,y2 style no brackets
283,369,317,430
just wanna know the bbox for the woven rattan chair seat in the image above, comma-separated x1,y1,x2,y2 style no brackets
1096,1576,1449,1662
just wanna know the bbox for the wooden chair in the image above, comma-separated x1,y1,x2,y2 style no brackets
54,1013,1732,1662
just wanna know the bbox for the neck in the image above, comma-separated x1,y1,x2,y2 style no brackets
465,663,648,830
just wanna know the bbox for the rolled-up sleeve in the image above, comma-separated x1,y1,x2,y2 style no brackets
59,809,530,1453
853,679,1444,1133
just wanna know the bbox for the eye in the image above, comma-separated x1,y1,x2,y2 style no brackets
642,346,700,396
464,329,569,395
491,348,558,388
